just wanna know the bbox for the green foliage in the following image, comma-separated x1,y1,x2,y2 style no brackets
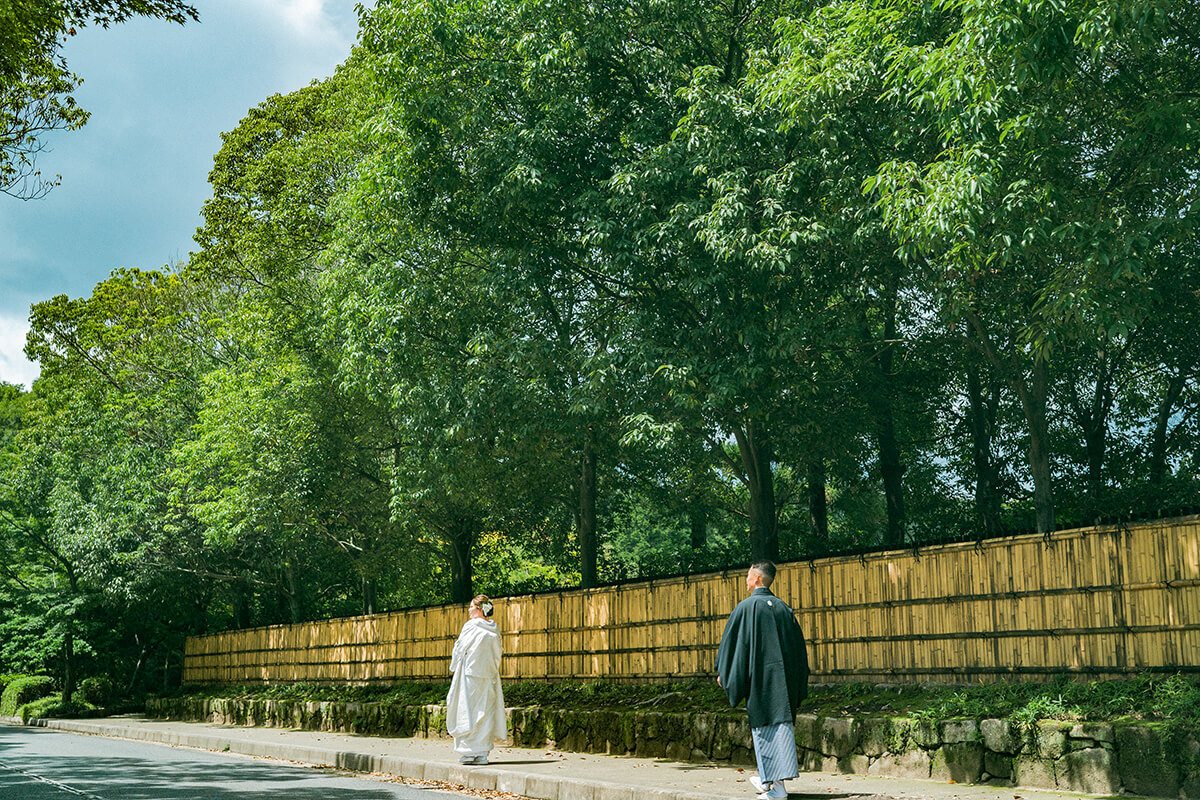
1,674,53,716
173,681,452,707
503,680,731,712
177,678,733,713
0,673,24,695
473,533,579,598
0,0,199,198
4,0,1200,694
892,674,1200,734
167,675,1200,731
603,491,736,580
1009,693,1071,730
17,692,96,723
78,674,116,707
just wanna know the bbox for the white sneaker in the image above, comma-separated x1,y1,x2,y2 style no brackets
750,776,768,794
757,781,787,799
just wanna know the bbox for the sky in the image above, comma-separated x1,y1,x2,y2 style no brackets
0,0,370,389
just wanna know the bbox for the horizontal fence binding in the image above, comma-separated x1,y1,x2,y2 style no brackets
182,519,1200,685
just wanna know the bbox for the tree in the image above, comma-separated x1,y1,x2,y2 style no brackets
350,0,669,586
179,72,403,618
867,0,1200,533
631,2,948,553
11,267,218,698
488,0,831,562
327,226,569,601
1,0,198,198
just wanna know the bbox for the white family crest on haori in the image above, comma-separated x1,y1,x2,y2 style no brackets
447,616,507,759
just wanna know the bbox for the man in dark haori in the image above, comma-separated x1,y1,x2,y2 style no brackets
716,560,809,799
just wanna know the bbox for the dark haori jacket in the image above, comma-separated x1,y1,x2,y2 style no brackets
715,587,809,728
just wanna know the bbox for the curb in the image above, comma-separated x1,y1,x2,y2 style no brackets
31,719,734,800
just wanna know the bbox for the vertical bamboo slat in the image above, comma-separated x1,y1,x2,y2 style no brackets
181,518,1200,685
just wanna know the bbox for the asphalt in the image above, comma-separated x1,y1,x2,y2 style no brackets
17,716,1111,800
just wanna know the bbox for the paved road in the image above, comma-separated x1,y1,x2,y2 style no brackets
0,724,464,800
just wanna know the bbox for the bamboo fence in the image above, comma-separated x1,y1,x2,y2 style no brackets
182,516,1200,685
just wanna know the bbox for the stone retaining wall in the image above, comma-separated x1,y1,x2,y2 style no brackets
794,713,1199,798
146,698,1199,798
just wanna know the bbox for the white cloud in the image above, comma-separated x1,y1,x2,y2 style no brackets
268,0,341,41
0,314,39,390
243,0,363,59
217,0,371,101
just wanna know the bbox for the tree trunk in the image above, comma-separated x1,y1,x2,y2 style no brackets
361,525,377,615
232,579,251,629
1083,422,1107,518
128,641,147,693
1026,357,1056,533
965,310,1056,535
965,355,1002,536
63,571,78,705
688,506,707,551
686,492,708,571
735,421,777,561
807,456,828,549
283,561,301,623
1149,373,1186,485
63,627,75,706
861,283,906,547
579,424,599,588
448,516,476,603
871,395,906,546
1076,351,1117,519
864,277,907,551
362,577,377,616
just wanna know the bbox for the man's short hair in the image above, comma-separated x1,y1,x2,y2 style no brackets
750,560,776,586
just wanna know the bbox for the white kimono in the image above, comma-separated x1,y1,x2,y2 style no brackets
446,617,507,757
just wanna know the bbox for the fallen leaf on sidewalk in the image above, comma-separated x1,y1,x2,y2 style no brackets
371,773,523,800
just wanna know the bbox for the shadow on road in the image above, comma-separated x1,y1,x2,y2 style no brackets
0,724,434,799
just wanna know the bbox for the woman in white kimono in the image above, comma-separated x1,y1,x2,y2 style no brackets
446,594,506,764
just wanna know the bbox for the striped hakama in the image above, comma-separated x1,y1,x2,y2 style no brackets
751,722,798,783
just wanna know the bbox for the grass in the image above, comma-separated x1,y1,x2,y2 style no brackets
170,678,730,712
163,673,1200,732
808,673,1200,732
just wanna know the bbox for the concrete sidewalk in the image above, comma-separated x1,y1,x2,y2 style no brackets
31,716,1109,800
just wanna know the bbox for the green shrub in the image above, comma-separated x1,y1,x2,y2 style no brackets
163,675,1200,732
1,675,54,717
18,693,96,724
79,675,117,707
